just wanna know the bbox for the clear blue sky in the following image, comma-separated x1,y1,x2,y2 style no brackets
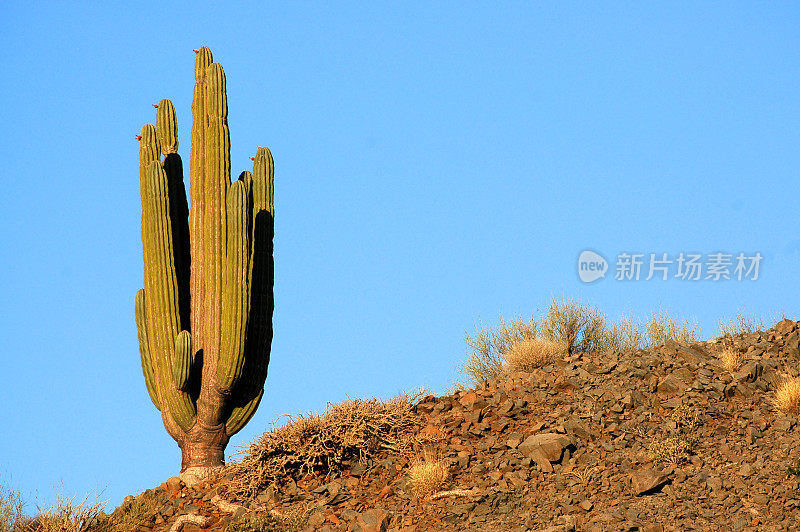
1,1,798,513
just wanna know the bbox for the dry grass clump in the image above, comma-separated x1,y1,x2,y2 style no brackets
25,494,106,532
503,338,564,372
648,436,693,464
460,302,703,385
407,454,447,499
645,311,700,346
463,315,537,384
671,404,701,429
773,377,800,413
717,312,765,338
647,404,701,465
540,297,607,354
717,348,742,372
223,393,423,499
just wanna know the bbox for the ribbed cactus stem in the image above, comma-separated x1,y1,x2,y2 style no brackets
194,47,213,80
138,125,160,199
142,162,196,433
135,289,160,410
196,61,230,425
173,331,193,391
226,388,264,436
189,47,213,357
156,99,179,155
218,180,251,391
226,147,274,436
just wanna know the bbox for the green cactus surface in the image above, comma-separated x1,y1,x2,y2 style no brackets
135,47,274,471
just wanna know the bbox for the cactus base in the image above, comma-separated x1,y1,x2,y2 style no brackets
178,423,229,485
180,465,225,486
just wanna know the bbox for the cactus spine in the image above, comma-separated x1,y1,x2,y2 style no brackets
135,47,274,482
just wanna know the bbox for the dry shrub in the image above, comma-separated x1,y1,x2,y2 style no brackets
503,338,564,372
645,311,700,347
26,494,105,532
0,482,25,532
226,511,303,532
602,316,645,352
105,493,159,531
460,303,704,385
718,348,742,372
773,377,800,413
462,315,537,384
223,393,423,499
407,454,447,499
540,297,607,354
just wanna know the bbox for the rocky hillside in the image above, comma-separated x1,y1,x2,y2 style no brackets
110,319,800,532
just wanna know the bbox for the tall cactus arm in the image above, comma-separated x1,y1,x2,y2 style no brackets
157,100,192,334
135,289,161,410
189,47,214,356
226,147,275,435
139,124,161,259
217,179,252,391
142,162,196,433
156,99,179,154
138,125,160,189
247,147,275,378
201,62,231,380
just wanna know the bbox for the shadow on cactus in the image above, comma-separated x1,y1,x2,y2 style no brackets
134,46,274,485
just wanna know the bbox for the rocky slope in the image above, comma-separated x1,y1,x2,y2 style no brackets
113,320,800,532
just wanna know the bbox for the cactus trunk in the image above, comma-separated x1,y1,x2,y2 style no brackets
134,47,274,482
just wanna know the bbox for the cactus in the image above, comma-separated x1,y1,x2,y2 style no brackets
134,47,274,483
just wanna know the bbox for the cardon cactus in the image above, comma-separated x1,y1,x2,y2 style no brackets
134,47,274,483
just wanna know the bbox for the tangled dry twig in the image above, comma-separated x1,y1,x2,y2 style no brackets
221,392,425,499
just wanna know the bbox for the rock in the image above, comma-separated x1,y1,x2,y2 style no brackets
631,468,670,495
506,433,524,449
733,362,763,384
459,391,487,411
350,461,367,477
324,491,349,506
564,419,593,440
773,417,796,432
706,476,722,492
519,433,575,463
775,319,796,335
306,510,326,528
739,464,755,478
657,368,694,394
353,508,392,532
165,477,183,493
